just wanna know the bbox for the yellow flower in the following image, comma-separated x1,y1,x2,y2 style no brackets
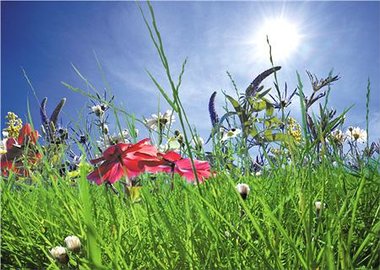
3,112,23,138
287,117,302,143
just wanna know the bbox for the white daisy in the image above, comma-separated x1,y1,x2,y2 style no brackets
345,126,367,143
221,128,241,142
145,110,175,131
330,129,345,144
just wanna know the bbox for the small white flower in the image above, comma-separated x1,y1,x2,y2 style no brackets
2,131,9,138
167,137,181,150
50,246,68,264
102,124,109,135
255,171,262,177
91,105,104,117
315,201,327,212
191,136,204,149
0,138,7,155
315,201,322,210
345,126,367,143
221,128,241,142
64,235,81,252
330,129,345,144
236,183,250,200
145,110,175,131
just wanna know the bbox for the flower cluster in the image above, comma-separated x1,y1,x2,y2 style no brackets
87,138,211,186
3,112,23,138
286,117,302,143
1,123,41,176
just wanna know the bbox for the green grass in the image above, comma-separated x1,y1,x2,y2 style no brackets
2,160,379,269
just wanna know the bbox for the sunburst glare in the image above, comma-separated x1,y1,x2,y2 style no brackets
254,17,302,63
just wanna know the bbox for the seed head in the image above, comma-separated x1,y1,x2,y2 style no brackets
50,246,69,264
236,183,250,200
64,235,81,252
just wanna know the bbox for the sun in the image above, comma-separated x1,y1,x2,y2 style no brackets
254,17,301,63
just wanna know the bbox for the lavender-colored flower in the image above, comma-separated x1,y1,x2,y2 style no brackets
208,91,219,127
245,66,281,97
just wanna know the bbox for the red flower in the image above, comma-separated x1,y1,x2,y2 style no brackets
87,139,159,185
1,123,41,176
144,151,211,183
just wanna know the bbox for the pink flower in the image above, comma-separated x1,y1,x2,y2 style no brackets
87,139,159,185
144,151,211,183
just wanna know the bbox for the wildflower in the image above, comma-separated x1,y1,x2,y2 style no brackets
144,151,211,183
287,117,302,143
315,200,327,217
330,129,345,144
167,137,181,150
102,124,109,135
208,91,219,127
144,110,175,131
1,123,41,176
87,139,159,185
3,112,23,138
221,128,241,142
64,235,81,252
50,246,69,264
91,104,105,117
345,126,367,143
236,183,250,200
96,129,131,151
191,135,204,150
0,138,7,155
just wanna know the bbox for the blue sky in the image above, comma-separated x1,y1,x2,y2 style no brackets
2,1,380,143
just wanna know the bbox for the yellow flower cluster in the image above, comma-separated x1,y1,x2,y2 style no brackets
3,112,23,138
287,117,302,143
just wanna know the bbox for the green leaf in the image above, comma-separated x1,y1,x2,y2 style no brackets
226,94,246,124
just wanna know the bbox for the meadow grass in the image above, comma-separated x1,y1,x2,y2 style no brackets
1,157,379,269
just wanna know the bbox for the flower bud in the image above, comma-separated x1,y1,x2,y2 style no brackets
50,246,69,264
64,235,81,252
236,183,250,200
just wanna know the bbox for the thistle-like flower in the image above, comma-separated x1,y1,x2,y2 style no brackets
345,126,367,143
236,183,250,200
64,235,81,252
50,246,69,264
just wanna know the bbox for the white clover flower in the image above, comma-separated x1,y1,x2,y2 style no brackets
221,128,241,142
145,110,175,131
236,183,250,200
91,105,104,117
345,126,367,143
50,246,68,264
64,235,81,252
255,171,262,177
